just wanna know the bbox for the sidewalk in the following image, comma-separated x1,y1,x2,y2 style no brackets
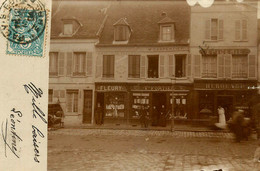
52,122,230,132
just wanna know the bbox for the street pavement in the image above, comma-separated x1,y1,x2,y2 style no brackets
48,129,260,171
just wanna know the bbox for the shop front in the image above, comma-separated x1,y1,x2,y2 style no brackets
95,83,193,126
128,83,192,127
194,80,257,121
95,83,128,125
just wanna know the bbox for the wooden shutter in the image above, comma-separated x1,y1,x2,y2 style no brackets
159,55,164,78
169,55,174,77
218,54,224,78
224,54,231,78
235,20,240,41
186,54,191,77
248,55,256,79
58,52,65,76
140,55,146,78
66,52,73,76
218,19,223,40
86,52,92,76
194,55,201,78
96,55,102,78
205,20,211,40
242,19,247,40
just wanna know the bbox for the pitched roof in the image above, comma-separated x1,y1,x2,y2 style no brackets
98,1,190,46
113,18,130,26
158,16,175,24
51,1,109,39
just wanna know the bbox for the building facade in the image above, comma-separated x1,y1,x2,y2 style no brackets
95,1,191,126
190,1,258,120
49,1,109,125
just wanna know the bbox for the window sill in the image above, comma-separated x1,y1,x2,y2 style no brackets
145,78,160,81
101,77,115,80
203,40,223,42
128,77,140,80
233,40,248,42
158,40,175,43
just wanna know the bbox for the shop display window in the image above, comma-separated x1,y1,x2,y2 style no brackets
132,93,149,118
105,93,125,118
170,93,188,119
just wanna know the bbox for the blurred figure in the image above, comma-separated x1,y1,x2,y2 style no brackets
152,106,158,126
228,110,252,142
253,140,260,170
215,106,227,129
159,105,167,127
95,103,103,125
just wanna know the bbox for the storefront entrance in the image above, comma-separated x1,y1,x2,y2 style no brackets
217,95,233,121
151,93,167,126
83,90,93,123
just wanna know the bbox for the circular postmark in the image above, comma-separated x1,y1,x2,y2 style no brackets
0,0,46,44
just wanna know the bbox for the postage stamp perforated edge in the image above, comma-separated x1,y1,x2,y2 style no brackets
4,5,50,57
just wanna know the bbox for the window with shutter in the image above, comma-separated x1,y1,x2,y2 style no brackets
217,54,224,78
160,55,165,78
140,55,146,78
148,55,159,78
96,55,102,78
235,20,247,41
169,55,174,77
248,55,256,78
66,52,73,76
58,52,65,76
73,52,86,76
202,55,217,78
66,90,79,113
128,55,140,78
232,55,248,78
194,55,201,78
49,52,58,76
86,52,92,76
205,19,223,41
224,54,232,78
103,55,115,78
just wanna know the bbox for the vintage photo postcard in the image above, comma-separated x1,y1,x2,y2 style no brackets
0,0,51,170
2,0,260,171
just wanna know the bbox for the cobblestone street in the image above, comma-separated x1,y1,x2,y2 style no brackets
48,129,259,171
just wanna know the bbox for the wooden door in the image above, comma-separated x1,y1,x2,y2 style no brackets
83,90,92,123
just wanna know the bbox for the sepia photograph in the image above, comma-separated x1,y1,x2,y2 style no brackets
1,0,260,170
47,0,260,170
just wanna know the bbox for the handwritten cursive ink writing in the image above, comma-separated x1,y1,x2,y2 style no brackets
32,97,47,124
24,82,43,99
32,125,44,163
1,108,23,158
24,82,47,163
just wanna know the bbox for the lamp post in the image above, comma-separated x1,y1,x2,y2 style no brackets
171,76,176,132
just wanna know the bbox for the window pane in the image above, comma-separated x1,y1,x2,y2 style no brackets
67,93,73,112
211,19,218,40
64,24,73,35
232,55,247,78
49,52,58,75
202,56,217,78
128,55,140,78
73,92,78,112
103,55,114,78
162,26,172,41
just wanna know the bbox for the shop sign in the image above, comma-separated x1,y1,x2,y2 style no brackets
199,48,250,55
148,46,188,52
195,82,256,90
96,85,127,91
131,85,188,91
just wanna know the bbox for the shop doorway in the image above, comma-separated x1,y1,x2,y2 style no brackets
152,93,166,126
96,92,104,124
217,95,233,121
83,90,93,123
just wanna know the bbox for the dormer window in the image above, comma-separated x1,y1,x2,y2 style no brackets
162,26,172,41
63,23,73,35
115,26,128,41
113,18,131,44
61,18,82,37
158,15,175,42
